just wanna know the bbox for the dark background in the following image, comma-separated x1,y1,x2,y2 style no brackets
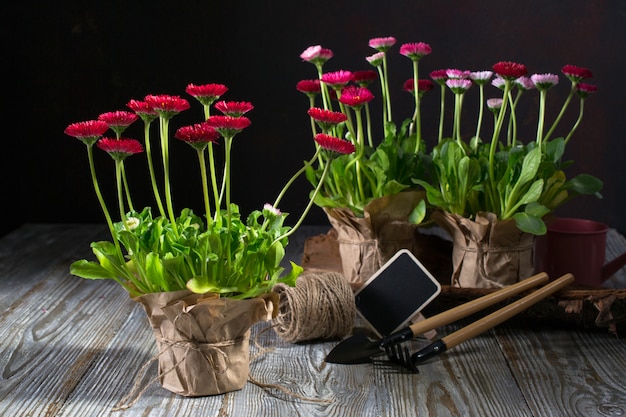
4,0,625,237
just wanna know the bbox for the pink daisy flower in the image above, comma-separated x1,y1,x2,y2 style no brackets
399,42,432,61
446,69,471,79
175,122,220,150
352,70,378,86
205,115,251,138
368,36,397,52
446,78,472,94
314,133,356,155
214,101,254,117
300,45,334,65
487,98,503,112
492,61,527,80
576,83,598,99
430,69,448,86
296,79,321,95
469,71,493,85
144,94,191,119
366,52,385,67
514,76,536,91
321,70,354,88
97,138,143,160
185,83,229,106
127,99,158,123
491,77,506,90
65,120,109,145
561,65,593,82
530,73,559,90
338,86,375,108
263,203,281,216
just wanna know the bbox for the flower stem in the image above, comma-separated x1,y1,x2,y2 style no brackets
143,121,166,217
120,164,134,212
488,80,512,215
200,104,221,222
536,89,547,147
376,65,387,125
224,135,234,270
85,144,124,262
543,84,576,142
115,160,129,229
507,88,518,146
382,53,393,124
474,84,485,148
364,102,373,147
196,148,212,223
438,84,446,144
159,116,178,236
412,60,422,151
273,148,321,208
273,161,330,245
564,98,585,145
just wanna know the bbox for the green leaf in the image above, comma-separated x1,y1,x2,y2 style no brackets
513,212,547,235
565,173,603,196
70,260,118,280
516,146,542,187
408,199,426,224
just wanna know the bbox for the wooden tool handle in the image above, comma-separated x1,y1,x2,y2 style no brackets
442,273,574,349
409,272,549,337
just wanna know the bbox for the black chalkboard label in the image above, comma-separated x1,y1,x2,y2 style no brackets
354,249,441,336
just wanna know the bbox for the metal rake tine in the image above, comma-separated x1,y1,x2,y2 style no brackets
384,341,419,373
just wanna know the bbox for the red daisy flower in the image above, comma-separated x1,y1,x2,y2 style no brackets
399,42,432,61
214,101,254,117
338,86,374,108
403,79,435,94
430,69,448,85
127,99,158,123
321,70,354,88
296,79,321,95
314,133,355,155
307,108,347,132
175,122,220,150
98,111,139,128
492,61,527,80
308,108,348,124
65,120,109,145
352,70,378,87
561,65,593,83
98,110,139,137
576,83,598,99
205,115,251,138
97,138,143,160
186,83,229,106
144,94,191,119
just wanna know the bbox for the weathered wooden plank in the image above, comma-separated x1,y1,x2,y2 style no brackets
1,223,625,417
0,223,108,311
0,270,136,416
497,325,626,417
369,323,532,417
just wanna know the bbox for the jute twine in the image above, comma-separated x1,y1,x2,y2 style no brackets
272,271,356,343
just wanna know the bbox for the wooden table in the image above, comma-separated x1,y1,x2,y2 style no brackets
1,223,625,417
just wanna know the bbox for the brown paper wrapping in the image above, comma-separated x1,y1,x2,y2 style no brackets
135,290,278,397
433,210,535,288
323,191,426,284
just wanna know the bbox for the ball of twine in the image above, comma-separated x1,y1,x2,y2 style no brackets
272,271,356,343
